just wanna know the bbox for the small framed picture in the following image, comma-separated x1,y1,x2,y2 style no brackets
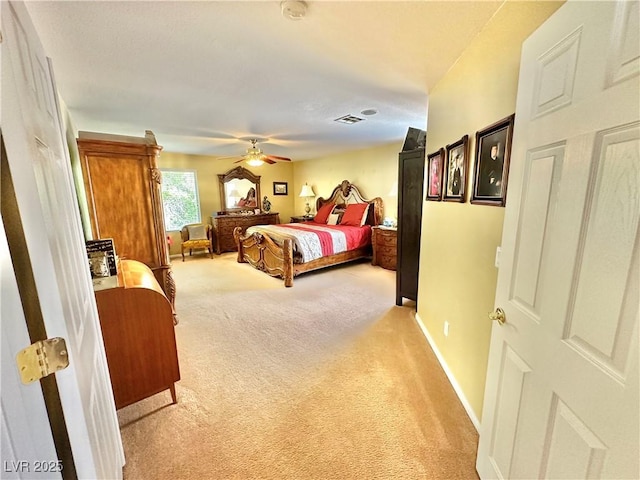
471,114,515,206
273,181,288,196
444,135,469,203
426,148,445,201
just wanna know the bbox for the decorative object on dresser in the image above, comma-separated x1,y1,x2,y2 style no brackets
94,259,180,410
299,183,316,215
262,196,272,212
86,238,119,290
397,147,425,306
371,226,397,271
234,180,383,287
180,223,213,261
76,130,176,320
211,212,280,254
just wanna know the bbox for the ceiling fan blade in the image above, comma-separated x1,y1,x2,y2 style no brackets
265,155,292,162
264,158,277,165
233,158,245,163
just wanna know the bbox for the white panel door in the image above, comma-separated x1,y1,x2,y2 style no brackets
477,1,639,478
1,221,62,480
1,1,124,478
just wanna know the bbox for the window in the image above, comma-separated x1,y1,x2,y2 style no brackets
160,170,201,231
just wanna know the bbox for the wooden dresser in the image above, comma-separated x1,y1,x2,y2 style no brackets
211,212,280,253
94,259,180,410
371,226,397,271
77,130,176,316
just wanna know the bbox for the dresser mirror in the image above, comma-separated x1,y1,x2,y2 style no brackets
218,166,261,213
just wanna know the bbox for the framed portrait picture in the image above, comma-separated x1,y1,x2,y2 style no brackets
273,181,288,196
444,135,469,203
426,148,445,201
471,114,515,206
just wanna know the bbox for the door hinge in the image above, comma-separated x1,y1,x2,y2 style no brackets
16,337,69,384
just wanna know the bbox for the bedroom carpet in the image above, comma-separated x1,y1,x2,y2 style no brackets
118,253,479,479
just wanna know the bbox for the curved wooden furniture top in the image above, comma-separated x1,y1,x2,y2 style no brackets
118,258,167,297
315,180,383,226
95,259,179,409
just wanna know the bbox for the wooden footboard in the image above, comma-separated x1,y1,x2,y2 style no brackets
233,180,381,287
233,226,372,287
233,226,294,286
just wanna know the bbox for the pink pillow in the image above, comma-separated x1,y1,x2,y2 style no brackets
339,203,370,226
314,202,335,224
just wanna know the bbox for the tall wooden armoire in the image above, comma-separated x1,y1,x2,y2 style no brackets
396,147,425,306
77,130,175,314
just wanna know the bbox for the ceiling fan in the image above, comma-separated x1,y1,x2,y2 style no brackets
230,139,292,166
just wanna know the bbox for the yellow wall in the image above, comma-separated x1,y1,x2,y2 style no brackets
417,0,563,421
292,142,402,220
159,151,294,255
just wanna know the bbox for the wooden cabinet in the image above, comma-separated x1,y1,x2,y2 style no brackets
396,148,424,305
94,259,180,409
77,131,175,316
372,226,397,271
211,213,280,254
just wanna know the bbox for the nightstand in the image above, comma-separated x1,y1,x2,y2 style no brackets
371,226,397,271
290,215,313,223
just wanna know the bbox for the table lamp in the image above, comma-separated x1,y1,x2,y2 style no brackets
228,187,241,207
299,183,315,216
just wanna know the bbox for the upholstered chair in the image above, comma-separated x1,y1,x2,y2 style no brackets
180,224,213,261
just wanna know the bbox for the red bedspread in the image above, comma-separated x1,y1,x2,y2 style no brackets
246,221,372,263
279,222,372,253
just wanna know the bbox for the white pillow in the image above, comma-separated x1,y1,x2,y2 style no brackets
187,224,207,240
359,203,370,226
327,213,340,225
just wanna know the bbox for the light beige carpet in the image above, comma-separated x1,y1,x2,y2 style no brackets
118,253,479,479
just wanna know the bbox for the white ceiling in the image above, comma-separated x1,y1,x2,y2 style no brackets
25,0,504,160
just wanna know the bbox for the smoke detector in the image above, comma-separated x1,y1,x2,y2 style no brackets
281,1,308,20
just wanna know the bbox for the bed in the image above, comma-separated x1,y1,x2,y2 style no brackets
233,180,383,287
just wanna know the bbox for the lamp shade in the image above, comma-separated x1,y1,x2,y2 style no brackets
299,183,315,198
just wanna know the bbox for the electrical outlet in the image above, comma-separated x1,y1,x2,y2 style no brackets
444,321,450,337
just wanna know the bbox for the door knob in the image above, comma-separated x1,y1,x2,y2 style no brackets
489,307,506,325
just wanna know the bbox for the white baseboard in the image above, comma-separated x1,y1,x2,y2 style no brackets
414,313,481,431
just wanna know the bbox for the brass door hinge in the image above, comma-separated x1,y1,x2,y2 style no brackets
16,337,69,384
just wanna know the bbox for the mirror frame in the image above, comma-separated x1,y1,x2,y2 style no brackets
218,166,261,212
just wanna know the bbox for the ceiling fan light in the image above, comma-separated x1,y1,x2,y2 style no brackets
247,158,264,167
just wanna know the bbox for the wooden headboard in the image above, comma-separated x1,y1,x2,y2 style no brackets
315,180,383,226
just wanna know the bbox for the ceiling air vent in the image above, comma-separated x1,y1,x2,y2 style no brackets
334,114,364,125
